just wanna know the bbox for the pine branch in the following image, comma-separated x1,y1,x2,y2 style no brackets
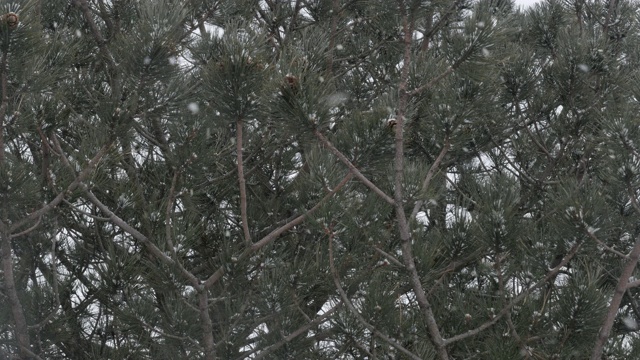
395,4,449,359
51,135,201,289
202,172,353,289
496,249,531,359
1,229,33,359
408,41,478,97
444,241,582,345
591,182,640,360
165,170,182,260
72,0,116,69
198,291,216,360
328,227,422,360
410,136,450,220
237,116,251,245
10,141,113,233
314,129,395,205
250,302,342,360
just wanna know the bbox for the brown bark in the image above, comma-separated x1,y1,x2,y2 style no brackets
1,229,33,359
395,2,449,359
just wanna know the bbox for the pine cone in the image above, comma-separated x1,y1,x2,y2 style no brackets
280,74,300,106
2,12,18,30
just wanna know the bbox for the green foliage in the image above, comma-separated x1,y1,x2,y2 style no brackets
2,0,640,359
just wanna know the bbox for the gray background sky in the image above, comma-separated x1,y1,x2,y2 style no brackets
514,0,542,7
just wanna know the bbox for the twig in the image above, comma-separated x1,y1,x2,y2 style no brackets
314,130,394,205
237,116,251,245
60,199,111,221
165,170,182,260
9,217,41,239
373,245,404,268
584,228,627,259
410,136,450,220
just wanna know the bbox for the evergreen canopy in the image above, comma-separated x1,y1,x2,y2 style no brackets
1,0,640,359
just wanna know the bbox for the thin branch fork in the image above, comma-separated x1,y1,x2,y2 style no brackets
50,135,201,288
202,172,354,289
584,227,628,259
10,140,113,233
314,129,395,205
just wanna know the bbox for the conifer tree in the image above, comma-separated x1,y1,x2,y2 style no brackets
2,0,640,359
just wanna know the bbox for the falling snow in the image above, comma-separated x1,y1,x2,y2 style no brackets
187,102,200,114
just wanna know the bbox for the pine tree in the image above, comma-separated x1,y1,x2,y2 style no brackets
2,0,640,359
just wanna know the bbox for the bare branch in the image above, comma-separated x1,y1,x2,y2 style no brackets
10,216,41,239
165,170,182,261
584,227,628,259
627,279,640,290
198,291,216,360
1,229,33,359
61,199,111,221
0,40,7,163
237,116,251,245
373,245,404,268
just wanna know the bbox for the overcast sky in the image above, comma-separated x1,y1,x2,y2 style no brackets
514,0,542,7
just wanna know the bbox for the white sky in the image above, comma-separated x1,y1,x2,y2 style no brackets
514,0,543,7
